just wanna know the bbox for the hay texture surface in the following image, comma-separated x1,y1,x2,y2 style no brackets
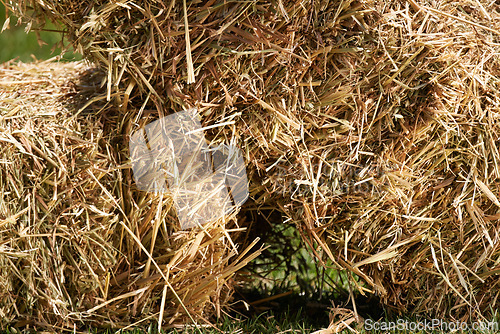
0,61,257,330
5,0,500,322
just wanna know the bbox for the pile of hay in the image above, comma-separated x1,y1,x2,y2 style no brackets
0,61,259,330
5,0,500,325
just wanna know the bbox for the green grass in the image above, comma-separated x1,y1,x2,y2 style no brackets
96,312,500,334
242,215,352,299
0,310,324,334
4,311,487,334
167,310,317,334
0,3,81,62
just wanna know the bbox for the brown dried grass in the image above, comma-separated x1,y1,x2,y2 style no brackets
3,0,500,326
0,61,260,330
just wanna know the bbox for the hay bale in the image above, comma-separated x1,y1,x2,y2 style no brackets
285,2,500,320
0,61,258,330
6,0,500,323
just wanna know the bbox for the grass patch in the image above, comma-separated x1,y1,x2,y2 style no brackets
0,3,80,62
169,310,318,334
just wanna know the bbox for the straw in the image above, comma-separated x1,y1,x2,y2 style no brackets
4,0,500,326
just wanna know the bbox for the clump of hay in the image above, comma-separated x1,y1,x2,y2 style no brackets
5,0,500,324
0,61,259,330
